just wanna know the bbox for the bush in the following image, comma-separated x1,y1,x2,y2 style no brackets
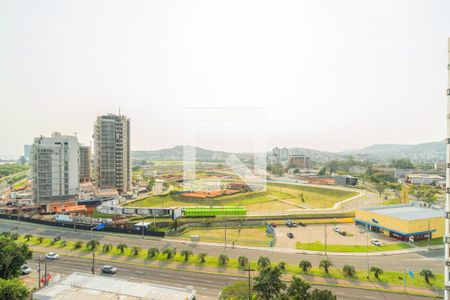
342,265,356,278
147,247,159,258
218,254,229,266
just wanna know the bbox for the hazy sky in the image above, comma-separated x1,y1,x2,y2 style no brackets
1,0,449,155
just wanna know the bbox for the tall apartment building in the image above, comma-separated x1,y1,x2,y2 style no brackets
31,132,79,203
94,113,131,193
288,154,311,169
79,145,91,182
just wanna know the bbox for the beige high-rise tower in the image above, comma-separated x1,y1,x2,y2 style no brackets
94,113,131,193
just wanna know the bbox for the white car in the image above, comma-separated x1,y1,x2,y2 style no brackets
332,226,340,232
371,239,381,246
21,265,31,275
45,252,59,260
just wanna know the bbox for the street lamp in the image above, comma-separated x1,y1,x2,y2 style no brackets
244,267,255,300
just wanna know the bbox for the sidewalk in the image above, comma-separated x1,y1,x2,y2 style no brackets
30,244,442,298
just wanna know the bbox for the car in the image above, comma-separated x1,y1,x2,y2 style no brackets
298,222,306,227
270,223,277,228
371,239,381,246
291,222,298,228
101,265,117,274
287,232,294,239
332,226,340,232
20,265,31,275
53,236,62,242
286,221,293,227
45,252,59,260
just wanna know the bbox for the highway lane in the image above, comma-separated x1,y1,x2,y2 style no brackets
28,254,436,300
1,219,443,273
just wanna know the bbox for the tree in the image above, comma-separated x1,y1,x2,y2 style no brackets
198,253,207,264
117,244,128,254
318,167,326,176
310,289,337,300
60,240,67,248
252,267,286,300
24,235,32,242
411,185,436,203
102,244,113,253
36,237,44,244
319,259,333,274
390,159,414,169
374,183,386,197
162,248,176,259
10,233,19,241
74,241,84,249
238,256,248,268
342,265,356,278
370,266,383,279
0,232,10,238
0,238,32,279
86,240,99,251
147,247,159,258
181,250,193,262
419,269,435,285
286,276,311,300
218,254,229,266
219,281,251,300
299,260,312,272
257,256,271,270
277,261,287,270
131,246,141,256
0,279,29,300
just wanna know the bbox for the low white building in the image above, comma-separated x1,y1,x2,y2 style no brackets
407,174,444,185
33,272,196,300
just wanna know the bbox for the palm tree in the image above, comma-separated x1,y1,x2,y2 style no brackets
218,254,229,266
102,244,113,253
10,233,19,240
147,247,159,258
162,248,176,259
257,256,271,270
420,269,434,284
370,266,383,279
238,256,249,267
343,265,356,277
60,240,67,248
74,241,84,249
197,253,207,264
24,234,33,242
37,237,44,244
278,262,287,270
86,240,100,251
117,244,128,254
130,246,141,256
181,250,193,262
299,260,312,273
319,259,333,274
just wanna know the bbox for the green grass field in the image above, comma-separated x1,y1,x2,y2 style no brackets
295,241,412,252
126,182,358,211
173,226,271,247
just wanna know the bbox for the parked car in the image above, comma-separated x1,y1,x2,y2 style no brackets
371,239,381,246
20,265,31,275
53,236,62,242
332,226,340,232
270,223,278,228
286,221,293,227
298,222,306,227
101,265,117,274
291,222,298,228
287,232,294,239
45,252,59,260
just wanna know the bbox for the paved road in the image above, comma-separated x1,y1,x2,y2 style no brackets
28,254,435,300
1,219,443,273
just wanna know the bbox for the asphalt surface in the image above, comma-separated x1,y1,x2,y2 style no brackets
28,254,436,300
1,219,443,273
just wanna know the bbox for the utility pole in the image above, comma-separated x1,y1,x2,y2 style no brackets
91,227,95,274
38,256,41,289
244,267,255,300
366,223,370,279
427,220,431,251
224,219,227,248
44,260,48,287
324,224,327,256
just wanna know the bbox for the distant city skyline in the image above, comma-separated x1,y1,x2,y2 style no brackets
1,0,450,155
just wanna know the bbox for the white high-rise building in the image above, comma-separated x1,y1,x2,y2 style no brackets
31,132,79,203
79,145,91,182
94,113,131,193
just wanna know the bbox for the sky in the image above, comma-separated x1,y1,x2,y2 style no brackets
0,0,450,156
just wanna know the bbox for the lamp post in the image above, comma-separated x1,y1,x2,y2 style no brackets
244,267,255,300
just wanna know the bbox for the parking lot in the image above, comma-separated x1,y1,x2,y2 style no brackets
275,223,399,249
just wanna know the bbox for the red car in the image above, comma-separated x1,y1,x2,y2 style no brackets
270,223,277,228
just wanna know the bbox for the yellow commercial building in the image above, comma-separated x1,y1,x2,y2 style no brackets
355,202,444,241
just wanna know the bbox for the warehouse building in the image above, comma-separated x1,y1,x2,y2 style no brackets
355,202,444,241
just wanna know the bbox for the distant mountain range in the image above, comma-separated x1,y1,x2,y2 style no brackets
131,141,446,163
